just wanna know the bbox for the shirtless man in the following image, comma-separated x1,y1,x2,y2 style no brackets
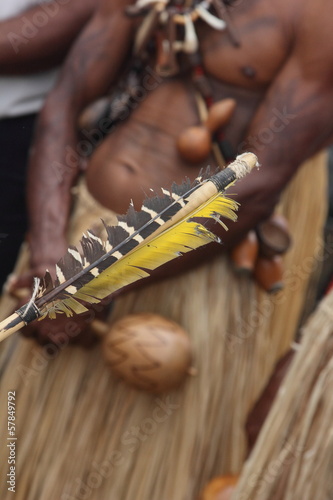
11,0,333,332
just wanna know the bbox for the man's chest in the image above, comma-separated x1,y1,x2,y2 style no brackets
197,2,293,90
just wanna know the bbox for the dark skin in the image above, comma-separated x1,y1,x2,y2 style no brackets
0,0,96,74
10,0,333,343
245,348,295,453
0,0,96,343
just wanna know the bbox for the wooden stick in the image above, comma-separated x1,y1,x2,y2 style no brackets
0,279,40,341
0,153,257,343
0,312,25,342
142,152,258,243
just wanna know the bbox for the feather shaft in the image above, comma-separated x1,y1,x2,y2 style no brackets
0,313,25,342
35,180,203,309
0,152,258,336
142,152,258,241
41,194,237,317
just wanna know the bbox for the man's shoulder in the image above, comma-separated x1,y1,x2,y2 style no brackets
293,0,333,81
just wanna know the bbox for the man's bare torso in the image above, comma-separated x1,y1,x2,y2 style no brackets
86,0,298,213
17,0,333,334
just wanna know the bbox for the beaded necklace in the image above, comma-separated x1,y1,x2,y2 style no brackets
79,0,240,164
126,0,239,162
127,0,240,76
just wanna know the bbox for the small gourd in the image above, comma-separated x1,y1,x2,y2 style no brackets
97,313,195,393
200,475,238,500
254,255,284,293
177,98,236,163
230,230,259,273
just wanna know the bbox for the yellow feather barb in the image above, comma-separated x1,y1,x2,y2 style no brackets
0,152,258,339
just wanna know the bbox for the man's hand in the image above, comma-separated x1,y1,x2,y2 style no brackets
6,232,68,291
6,284,104,348
21,311,99,348
4,235,101,348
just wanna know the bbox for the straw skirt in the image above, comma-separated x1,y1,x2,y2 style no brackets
0,152,328,500
233,287,333,500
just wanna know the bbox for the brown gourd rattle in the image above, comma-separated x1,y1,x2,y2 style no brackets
230,229,259,274
92,313,195,393
230,214,292,293
10,288,196,394
177,98,236,164
253,214,292,293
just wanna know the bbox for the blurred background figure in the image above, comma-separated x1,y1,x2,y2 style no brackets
0,0,95,289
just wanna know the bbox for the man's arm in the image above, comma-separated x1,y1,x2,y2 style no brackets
18,0,135,285
226,0,333,245
0,0,96,74
18,0,333,283
148,0,333,276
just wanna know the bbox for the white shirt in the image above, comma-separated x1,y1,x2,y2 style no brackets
0,0,59,118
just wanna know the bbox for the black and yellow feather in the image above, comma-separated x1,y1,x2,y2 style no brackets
0,152,257,339
38,189,238,319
